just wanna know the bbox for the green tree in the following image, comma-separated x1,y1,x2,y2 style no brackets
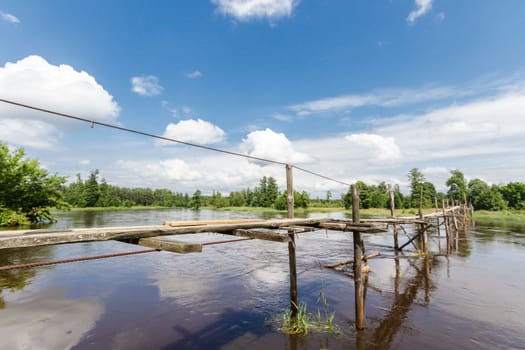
342,186,352,210
274,190,309,210
408,168,425,207
210,191,229,208
84,169,100,207
468,179,490,208
229,191,246,207
475,185,507,210
499,182,525,209
0,143,69,225
252,176,279,207
295,191,310,209
191,189,202,210
63,174,86,207
446,169,467,202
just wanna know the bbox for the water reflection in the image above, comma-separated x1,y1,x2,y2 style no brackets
1,210,525,349
0,246,54,308
0,288,103,349
366,256,436,349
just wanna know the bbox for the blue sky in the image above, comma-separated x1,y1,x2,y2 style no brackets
1,0,525,196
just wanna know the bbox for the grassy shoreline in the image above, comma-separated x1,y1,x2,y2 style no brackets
52,206,525,223
473,210,525,224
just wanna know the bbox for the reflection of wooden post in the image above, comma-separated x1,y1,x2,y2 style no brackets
388,184,398,250
352,184,365,330
423,255,430,303
286,165,298,319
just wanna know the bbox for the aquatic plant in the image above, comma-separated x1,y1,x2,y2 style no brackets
276,291,340,335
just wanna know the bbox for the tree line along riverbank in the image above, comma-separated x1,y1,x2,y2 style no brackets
1,142,524,226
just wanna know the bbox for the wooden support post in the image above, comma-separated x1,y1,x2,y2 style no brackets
417,186,425,251
352,183,365,330
286,164,298,319
442,200,451,253
434,197,441,237
388,184,399,250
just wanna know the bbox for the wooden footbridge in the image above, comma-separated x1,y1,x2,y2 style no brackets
0,98,473,336
0,182,471,331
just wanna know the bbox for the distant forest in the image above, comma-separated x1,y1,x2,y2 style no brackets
61,168,525,212
4,142,524,227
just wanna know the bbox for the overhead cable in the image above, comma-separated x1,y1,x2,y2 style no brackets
0,98,352,187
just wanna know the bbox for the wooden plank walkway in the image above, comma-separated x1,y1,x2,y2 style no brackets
0,218,329,250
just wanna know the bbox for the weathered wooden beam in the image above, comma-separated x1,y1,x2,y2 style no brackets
279,225,317,233
324,252,381,269
138,237,202,253
320,222,387,233
0,218,329,250
361,218,427,225
233,229,290,242
398,224,431,251
163,219,264,227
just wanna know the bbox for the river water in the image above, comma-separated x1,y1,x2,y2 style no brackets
0,209,524,350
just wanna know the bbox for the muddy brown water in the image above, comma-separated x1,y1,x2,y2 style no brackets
0,209,524,349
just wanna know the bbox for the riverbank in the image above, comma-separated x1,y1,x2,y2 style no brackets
55,206,525,223
473,210,525,224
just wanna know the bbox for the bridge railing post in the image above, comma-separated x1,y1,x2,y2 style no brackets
286,164,298,319
352,183,365,330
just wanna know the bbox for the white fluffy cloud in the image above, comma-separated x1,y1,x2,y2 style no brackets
112,153,272,192
345,133,402,163
159,119,225,145
212,0,298,21
0,118,60,149
130,75,163,96
0,55,120,149
378,92,525,161
117,159,202,182
407,0,433,24
240,128,313,164
0,11,19,23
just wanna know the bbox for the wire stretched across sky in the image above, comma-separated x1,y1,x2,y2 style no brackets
0,97,352,187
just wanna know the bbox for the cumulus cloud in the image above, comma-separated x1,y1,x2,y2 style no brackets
377,92,525,161
0,118,60,149
112,153,272,192
345,133,402,163
185,70,202,79
0,55,120,149
407,0,433,25
212,0,298,22
0,11,20,23
159,119,225,145
240,128,313,164
117,159,202,182
130,75,163,96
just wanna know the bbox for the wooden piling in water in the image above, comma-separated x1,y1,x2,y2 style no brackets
352,183,365,330
434,197,441,237
388,184,399,250
442,200,451,253
286,164,298,319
